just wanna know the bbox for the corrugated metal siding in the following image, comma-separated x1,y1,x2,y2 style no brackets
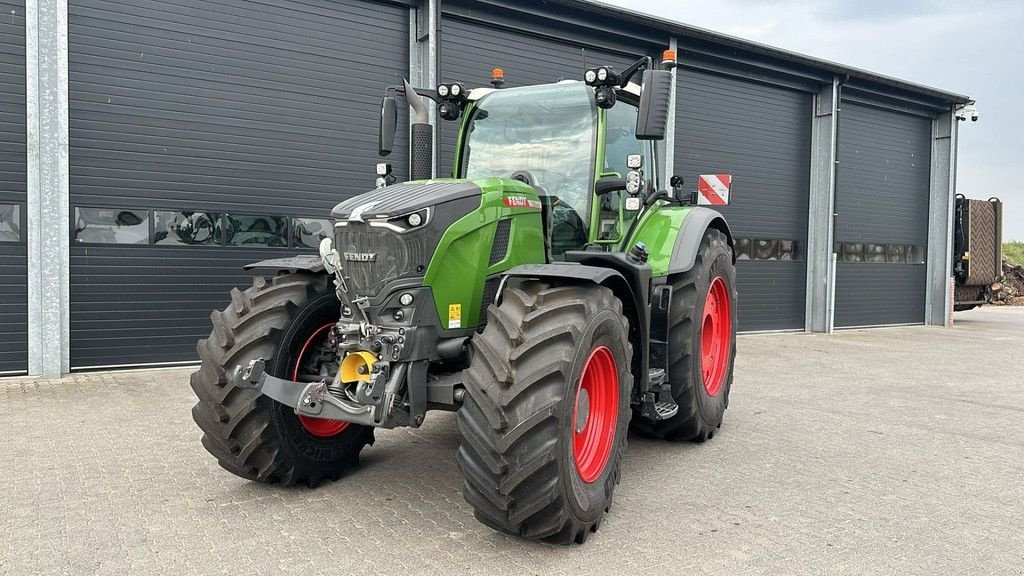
675,69,812,331
834,102,931,327
0,0,26,374
438,15,643,176
68,0,409,368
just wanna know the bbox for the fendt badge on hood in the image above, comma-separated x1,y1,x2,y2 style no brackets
344,252,377,262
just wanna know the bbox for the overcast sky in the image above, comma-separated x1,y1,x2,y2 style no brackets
599,0,1024,240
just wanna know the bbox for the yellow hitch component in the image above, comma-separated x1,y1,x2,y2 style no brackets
340,351,378,383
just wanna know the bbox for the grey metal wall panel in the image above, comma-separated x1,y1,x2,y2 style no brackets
834,102,931,327
68,0,408,368
0,0,26,374
675,69,812,331
836,102,931,245
835,263,925,327
438,15,644,176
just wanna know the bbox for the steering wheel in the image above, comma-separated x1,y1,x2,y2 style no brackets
512,167,569,194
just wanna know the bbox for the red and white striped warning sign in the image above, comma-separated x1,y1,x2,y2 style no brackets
697,174,732,206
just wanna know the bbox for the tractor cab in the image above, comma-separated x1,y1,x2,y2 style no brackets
454,81,658,258
376,55,674,260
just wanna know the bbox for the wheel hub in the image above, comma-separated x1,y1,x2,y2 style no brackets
293,323,349,437
575,389,590,433
701,277,731,397
572,346,618,484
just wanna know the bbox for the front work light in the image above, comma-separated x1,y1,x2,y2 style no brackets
437,84,450,97
626,154,643,169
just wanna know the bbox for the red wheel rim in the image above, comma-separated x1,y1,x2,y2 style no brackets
572,346,619,484
292,322,348,438
701,277,731,397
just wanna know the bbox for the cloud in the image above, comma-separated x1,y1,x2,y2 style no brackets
597,0,1024,239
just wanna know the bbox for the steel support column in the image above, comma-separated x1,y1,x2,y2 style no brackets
26,0,70,378
925,109,958,326
805,76,839,333
409,0,438,177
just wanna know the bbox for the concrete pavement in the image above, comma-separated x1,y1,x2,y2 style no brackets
2,306,1023,575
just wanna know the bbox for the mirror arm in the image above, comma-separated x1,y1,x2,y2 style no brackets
595,178,627,196
386,84,440,105
619,56,653,88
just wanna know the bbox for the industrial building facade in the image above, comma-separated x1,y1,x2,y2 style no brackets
2,0,967,377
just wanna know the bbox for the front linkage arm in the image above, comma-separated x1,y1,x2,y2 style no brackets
230,357,410,429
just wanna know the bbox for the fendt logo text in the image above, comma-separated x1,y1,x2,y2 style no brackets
343,252,377,262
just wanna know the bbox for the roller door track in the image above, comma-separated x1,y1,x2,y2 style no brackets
835,102,931,328
0,0,26,375
68,0,408,369
675,69,812,331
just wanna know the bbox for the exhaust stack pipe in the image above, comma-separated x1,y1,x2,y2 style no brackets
403,79,433,181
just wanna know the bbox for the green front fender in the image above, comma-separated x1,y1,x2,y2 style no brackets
626,203,734,277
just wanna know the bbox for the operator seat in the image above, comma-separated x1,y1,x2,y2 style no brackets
510,170,588,261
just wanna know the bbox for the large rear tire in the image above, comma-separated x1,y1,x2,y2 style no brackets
190,272,374,487
456,281,632,544
633,228,737,441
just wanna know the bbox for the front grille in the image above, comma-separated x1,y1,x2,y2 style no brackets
335,223,432,297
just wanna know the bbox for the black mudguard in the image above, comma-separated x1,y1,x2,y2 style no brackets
243,255,325,275
669,207,736,274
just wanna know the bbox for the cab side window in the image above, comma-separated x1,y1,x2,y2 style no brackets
604,103,652,187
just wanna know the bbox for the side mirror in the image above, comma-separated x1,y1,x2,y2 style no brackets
378,96,398,157
636,69,672,140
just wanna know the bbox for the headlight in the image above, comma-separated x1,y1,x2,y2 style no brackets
399,293,414,306
597,67,608,82
437,84,449,97
584,69,597,84
407,212,422,227
450,83,462,97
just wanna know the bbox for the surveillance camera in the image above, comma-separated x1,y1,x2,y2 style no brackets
956,102,979,122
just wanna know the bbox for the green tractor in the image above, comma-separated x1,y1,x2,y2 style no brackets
190,53,737,544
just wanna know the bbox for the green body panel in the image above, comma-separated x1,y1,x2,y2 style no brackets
626,203,695,277
422,177,547,329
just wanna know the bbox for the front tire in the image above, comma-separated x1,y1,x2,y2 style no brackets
633,228,737,441
456,281,632,544
190,272,374,487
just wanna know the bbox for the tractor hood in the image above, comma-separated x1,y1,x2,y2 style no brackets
331,180,482,220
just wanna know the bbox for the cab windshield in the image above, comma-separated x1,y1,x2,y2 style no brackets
460,83,597,231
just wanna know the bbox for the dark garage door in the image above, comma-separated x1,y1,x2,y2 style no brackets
835,102,931,328
439,14,646,175
0,0,26,375
68,0,409,369
675,69,812,331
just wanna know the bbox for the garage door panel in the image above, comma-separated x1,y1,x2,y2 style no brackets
734,261,805,331
439,15,643,177
836,103,931,246
835,102,930,327
69,0,407,368
676,69,811,330
0,0,25,374
69,245,305,368
835,263,925,327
